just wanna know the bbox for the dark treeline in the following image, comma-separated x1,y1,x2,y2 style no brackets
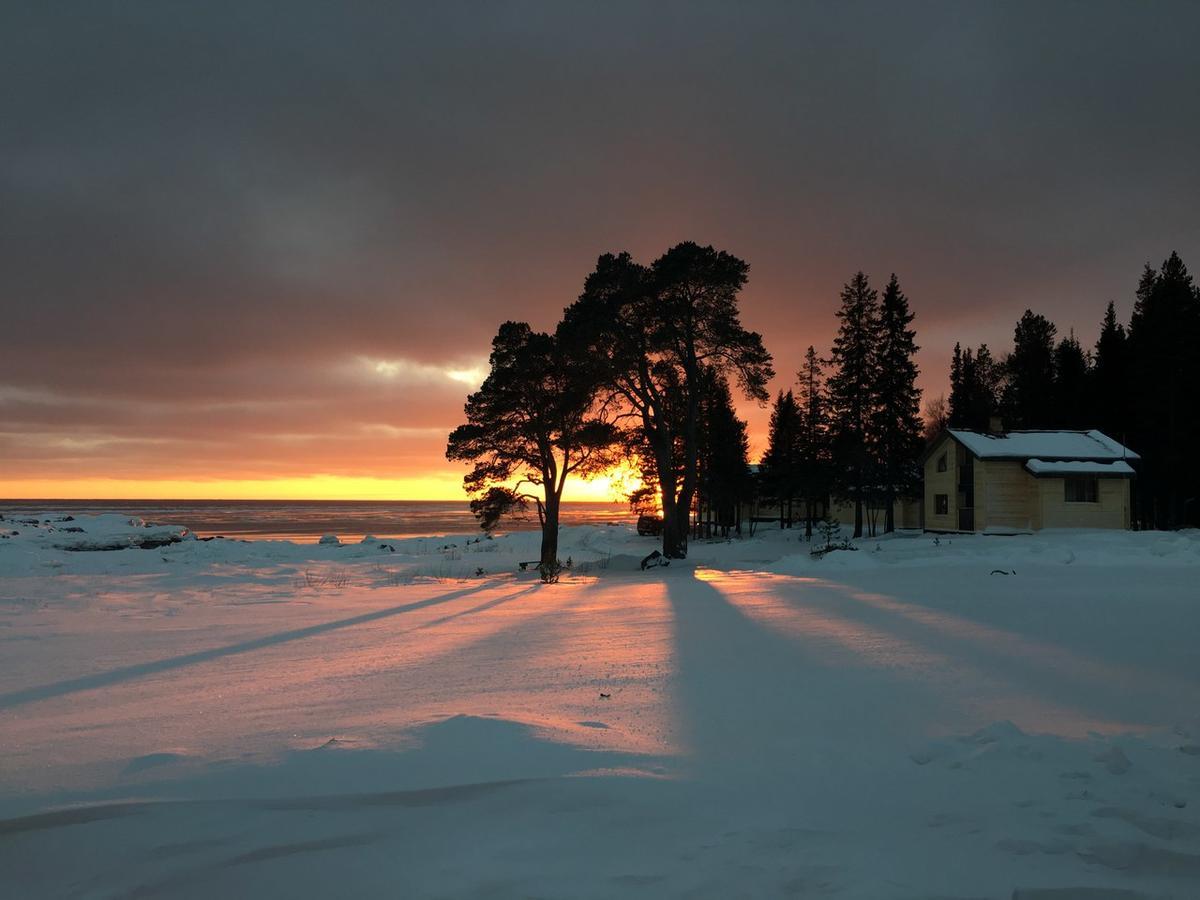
760,272,923,539
941,251,1200,529
448,246,925,567
448,246,1199,573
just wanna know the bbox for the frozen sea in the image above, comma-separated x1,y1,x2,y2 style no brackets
0,499,632,543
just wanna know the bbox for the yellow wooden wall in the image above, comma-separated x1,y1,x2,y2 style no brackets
923,434,958,531
1037,477,1130,529
974,460,1035,531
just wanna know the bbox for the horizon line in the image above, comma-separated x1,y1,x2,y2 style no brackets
0,497,630,504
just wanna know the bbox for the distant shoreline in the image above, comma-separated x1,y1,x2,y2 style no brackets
0,498,626,505
0,499,633,543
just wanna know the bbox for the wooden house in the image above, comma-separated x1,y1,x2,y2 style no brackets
923,428,1138,532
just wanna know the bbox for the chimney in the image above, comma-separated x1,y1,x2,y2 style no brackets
988,416,1004,435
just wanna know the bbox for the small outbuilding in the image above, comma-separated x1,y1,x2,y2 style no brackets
923,427,1139,532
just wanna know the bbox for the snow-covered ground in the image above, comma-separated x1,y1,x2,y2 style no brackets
2,512,1199,898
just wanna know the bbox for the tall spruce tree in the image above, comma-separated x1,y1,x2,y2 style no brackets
972,344,1002,428
1127,252,1200,527
948,343,1000,431
796,346,830,539
826,271,880,538
948,345,978,428
1090,301,1129,441
697,370,753,537
869,274,923,533
1001,310,1058,429
1052,332,1090,429
761,390,802,527
948,343,965,425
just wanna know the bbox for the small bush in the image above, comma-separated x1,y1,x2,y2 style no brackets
811,517,855,557
538,558,564,584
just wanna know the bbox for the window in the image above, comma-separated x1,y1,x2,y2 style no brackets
935,494,949,515
936,453,948,473
1064,475,1098,503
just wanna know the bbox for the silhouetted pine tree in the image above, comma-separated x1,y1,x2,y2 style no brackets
948,343,967,426
562,244,773,558
697,371,753,537
869,274,923,533
948,343,1000,431
761,390,802,528
826,271,880,538
796,346,830,540
1127,252,1200,527
447,322,619,569
972,345,1002,428
1090,301,1129,441
1052,332,1090,429
1001,310,1058,429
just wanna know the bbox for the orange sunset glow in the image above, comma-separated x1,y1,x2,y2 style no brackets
0,350,651,501
0,470,638,503
7,0,1196,504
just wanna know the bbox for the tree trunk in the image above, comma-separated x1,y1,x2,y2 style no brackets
662,497,689,558
884,487,895,534
539,495,560,569
805,499,813,541
674,370,699,558
669,461,697,559
853,454,864,538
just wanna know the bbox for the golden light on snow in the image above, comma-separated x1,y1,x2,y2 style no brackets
699,569,1153,737
1,566,680,791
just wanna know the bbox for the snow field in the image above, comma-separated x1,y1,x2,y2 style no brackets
1,513,1198,898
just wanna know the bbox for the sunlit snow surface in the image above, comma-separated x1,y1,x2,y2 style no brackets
2,515,1199,898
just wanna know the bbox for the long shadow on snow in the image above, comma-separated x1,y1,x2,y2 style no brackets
414,584,539,631
0,581,502,710
663,569,947,779
759,572,1194,732
379,574,676,738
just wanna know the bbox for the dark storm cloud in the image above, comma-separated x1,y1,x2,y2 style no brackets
2,1,1199,487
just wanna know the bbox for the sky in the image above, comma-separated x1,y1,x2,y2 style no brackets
2,1,1199,500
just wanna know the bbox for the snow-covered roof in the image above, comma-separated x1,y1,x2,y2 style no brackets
1024,459,1136,477
947,429,1139,462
